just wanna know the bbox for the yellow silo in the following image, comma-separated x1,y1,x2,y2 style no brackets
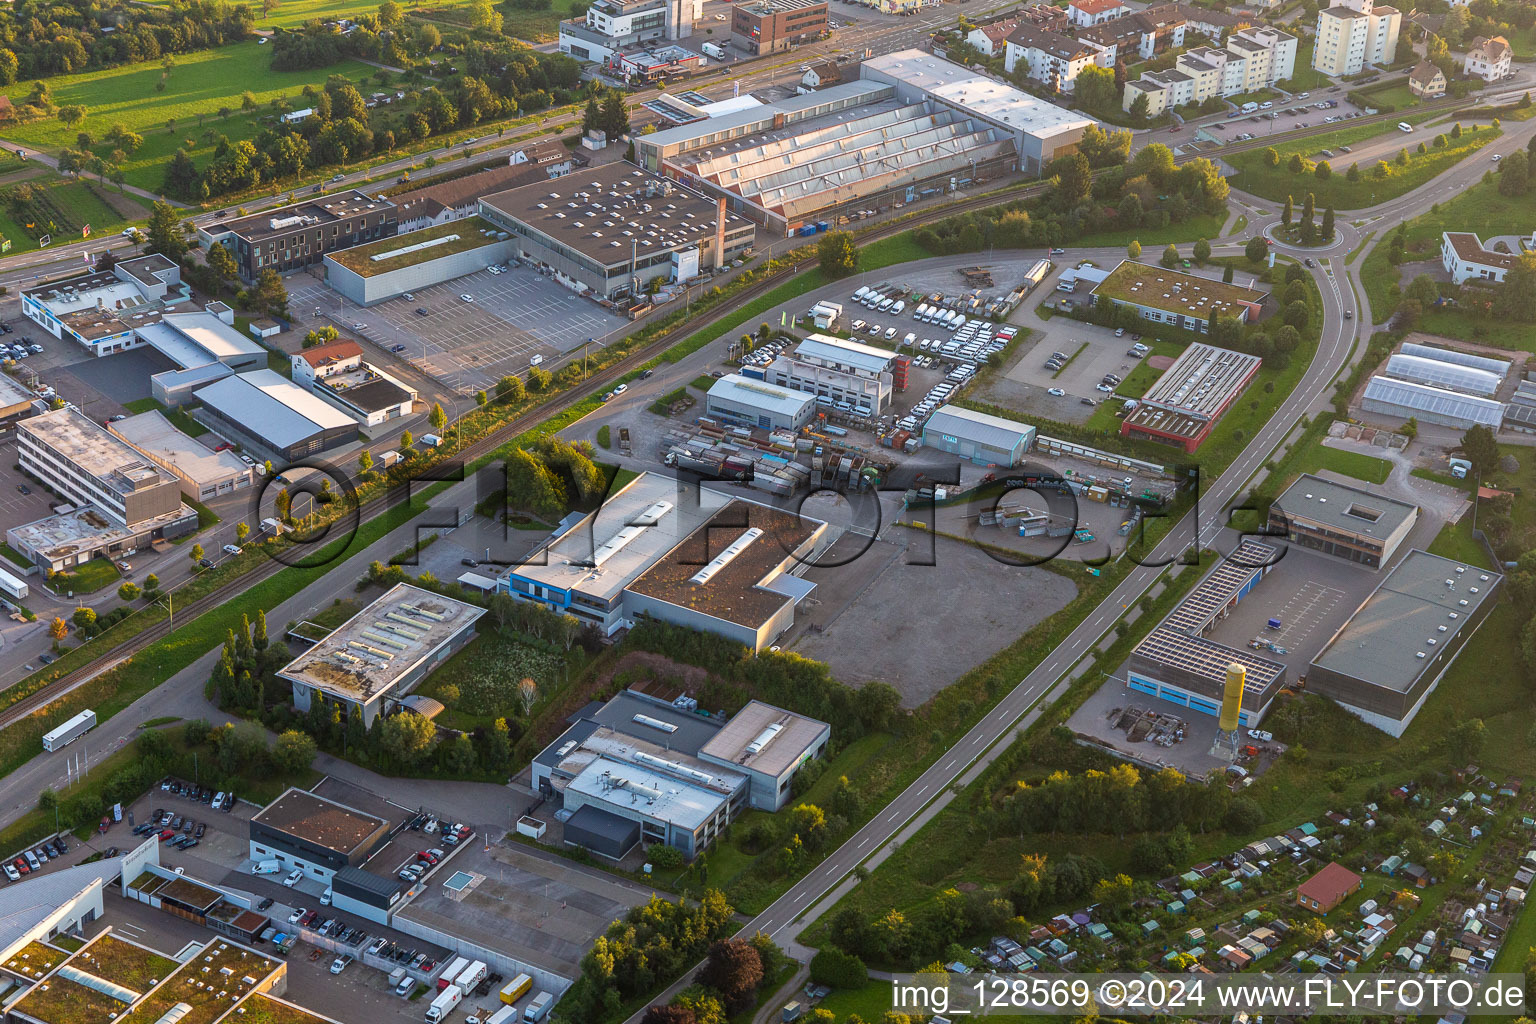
1219,663,1246,733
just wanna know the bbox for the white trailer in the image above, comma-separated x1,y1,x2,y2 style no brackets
42,709,96,752
427,985,463,1024
455,960,487,992
0,565,28,600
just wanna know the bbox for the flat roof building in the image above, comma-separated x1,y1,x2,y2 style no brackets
765,333,897,415
194,369,360,460
0,372,36,427
697,700,830,810
921,405,1036,466
1308,550,1502,736
1092,261,1267,333
1120,341,1263,452
277,582,486,726
732,0,829,55
249,787,392,881
478,163,755,300
1127,539,1286,727
291,339,417,427
1267,474,1419,570
394,162,550,232
323,217,517,307
198,190,398,283
109,410,255,502
706,373,817,431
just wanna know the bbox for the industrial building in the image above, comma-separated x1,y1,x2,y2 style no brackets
1267,474,1419,570
533,690,829,857
0,372,37,426
1308,550,1503,736
477,163,755,300
732,0,829,54
324,217,516,307
193,369,360,460
635,52,1092,235
1126,539,1287,727
763,333,897,415
558,0,700,64
697,700,830,810
502,471,826,649
291,339,417,426
920,405,1037,466
277,582,486,726
108,410,256,502
198,190,399,283
1091,261,1267,333
394,161,552,232
1119,341,1263,452
8,408,197,571
248,787,392,882
706,373,817,430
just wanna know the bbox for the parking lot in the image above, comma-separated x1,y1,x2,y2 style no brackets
1188,87,1369,144
294,266,627,395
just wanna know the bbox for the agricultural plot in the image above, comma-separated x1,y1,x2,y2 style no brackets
0,176,143,254
0,42,377,192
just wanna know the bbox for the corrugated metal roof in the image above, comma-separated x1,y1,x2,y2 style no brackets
1361,376,1503,427
922,405,1035,451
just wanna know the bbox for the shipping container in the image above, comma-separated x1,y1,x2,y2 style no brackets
500,975,533,1005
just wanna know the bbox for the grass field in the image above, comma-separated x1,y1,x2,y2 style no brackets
497,0,589,42
0,42,377,192
1278,40,1330,92
1359,82,1422,112
0,176,143,254
1227,117,1495,208
1298,444,1393,483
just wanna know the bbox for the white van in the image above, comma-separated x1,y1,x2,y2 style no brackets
890,299,905,315
251,860,282,875
1240,101,1258,114
853,286,871,303
1398,122,1413,133
877,297,895,312
902,333,917,348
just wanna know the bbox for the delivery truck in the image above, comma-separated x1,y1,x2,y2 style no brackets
427,985,463,1023
439,958,470,992
522,993,553,1023
455,960,488,992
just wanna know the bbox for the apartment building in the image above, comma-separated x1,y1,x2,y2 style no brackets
1312,0,1399,77
1067,0,1127,28
1077,5,1187,62
966,4,1069,56
1465,35,1511,81
1123,26,1295,115
1004,23,1108,92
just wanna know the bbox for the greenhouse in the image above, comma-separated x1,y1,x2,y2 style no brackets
1361,376,1503,429
1383,353,1502,396
1400,342,1511,377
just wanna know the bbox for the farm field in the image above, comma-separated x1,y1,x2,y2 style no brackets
0,173,144,254
0,42,377,192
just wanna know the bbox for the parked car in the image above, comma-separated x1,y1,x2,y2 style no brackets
283,869,303,887
1047,387,1066,397
289,907,307,924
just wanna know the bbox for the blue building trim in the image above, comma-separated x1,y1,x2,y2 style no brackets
1126,671,1258,727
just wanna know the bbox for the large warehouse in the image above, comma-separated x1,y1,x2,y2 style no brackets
1267,474,1419,570
477,163,756,300
278,582,486,726
1308,550,1503,736
109,410,255,502
921,405,1036,466
194,369,359,460
1125,538,1286,726
502,471,826,649
1120,341,1263,452
324,218,516,307
706,373,817,430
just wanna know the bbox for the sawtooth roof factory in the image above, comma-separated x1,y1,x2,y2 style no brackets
477,162,756,301
1120,341,1263,453
501,471,826,650
277,582,486,726
532,689,829,860
634,49,1094,235
1307,550,1502,736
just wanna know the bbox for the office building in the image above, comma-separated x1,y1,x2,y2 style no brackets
249,787,392,882
1092,261,1267,332
1465,35,1511,81
9,408,196,570
559,0,700,63
697,700,831,810
1267,475,1419,570
198,190,398,283
921,405,1036,466
502,472,825,649
1308,550,1503,736
1119,341,1262,453
109,410,256,501
765,333,897,415
1003,24,1106,93
291,339,417,426
193,369,359,459
706,373,817,430
1441,230,1517,284
477,162,754,300
277,582,485,726
732,0,828,55
1312,0,1399,77
1126,539,1287,726
1123,26,1296,115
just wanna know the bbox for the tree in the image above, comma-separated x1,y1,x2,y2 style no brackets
1315,160,1331,180
73,607,96,630
1074,64,1117,112
528,366,551,391
640,1009,696,1024
118,581,140,601
144,573,159,594
145,201,187,261
1263,147,1279,167
1459,424,1499,479
1160,243,1179,268
241,269,289,318
358,450,375,478
1500,150,1530,196
498,375,526,402
816,231,858,279
517,677,538,715
469,0,503,32
206,242,238,282
1321,206,1334,240
810,947,869,989
1282,194,1293,225
697,939,763,1014
273,730,317,773
1128,92,1150,124
1346,162,1360,182
191,543,205,565
378,711,435,764
1288,153,1306,174
1192,237,1211,265
429,403,448,433
1283,300,1310,330
400,431,414,452
1406,274,1439,308
1049,152,1091,209
1245,236,1268,263
1223,264,1234,283
1127,240,1141,260
1498,252,1536,321
58,105,85,128
235,522,250,546
49,617,68,641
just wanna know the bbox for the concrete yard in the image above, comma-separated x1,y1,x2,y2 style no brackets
293,266,627,395
789,532,1078,705
392,839,652,980
46,345,178,406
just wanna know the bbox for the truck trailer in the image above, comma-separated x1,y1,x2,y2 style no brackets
427,985,464,1024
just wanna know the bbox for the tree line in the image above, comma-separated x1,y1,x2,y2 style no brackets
0,0,253,81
